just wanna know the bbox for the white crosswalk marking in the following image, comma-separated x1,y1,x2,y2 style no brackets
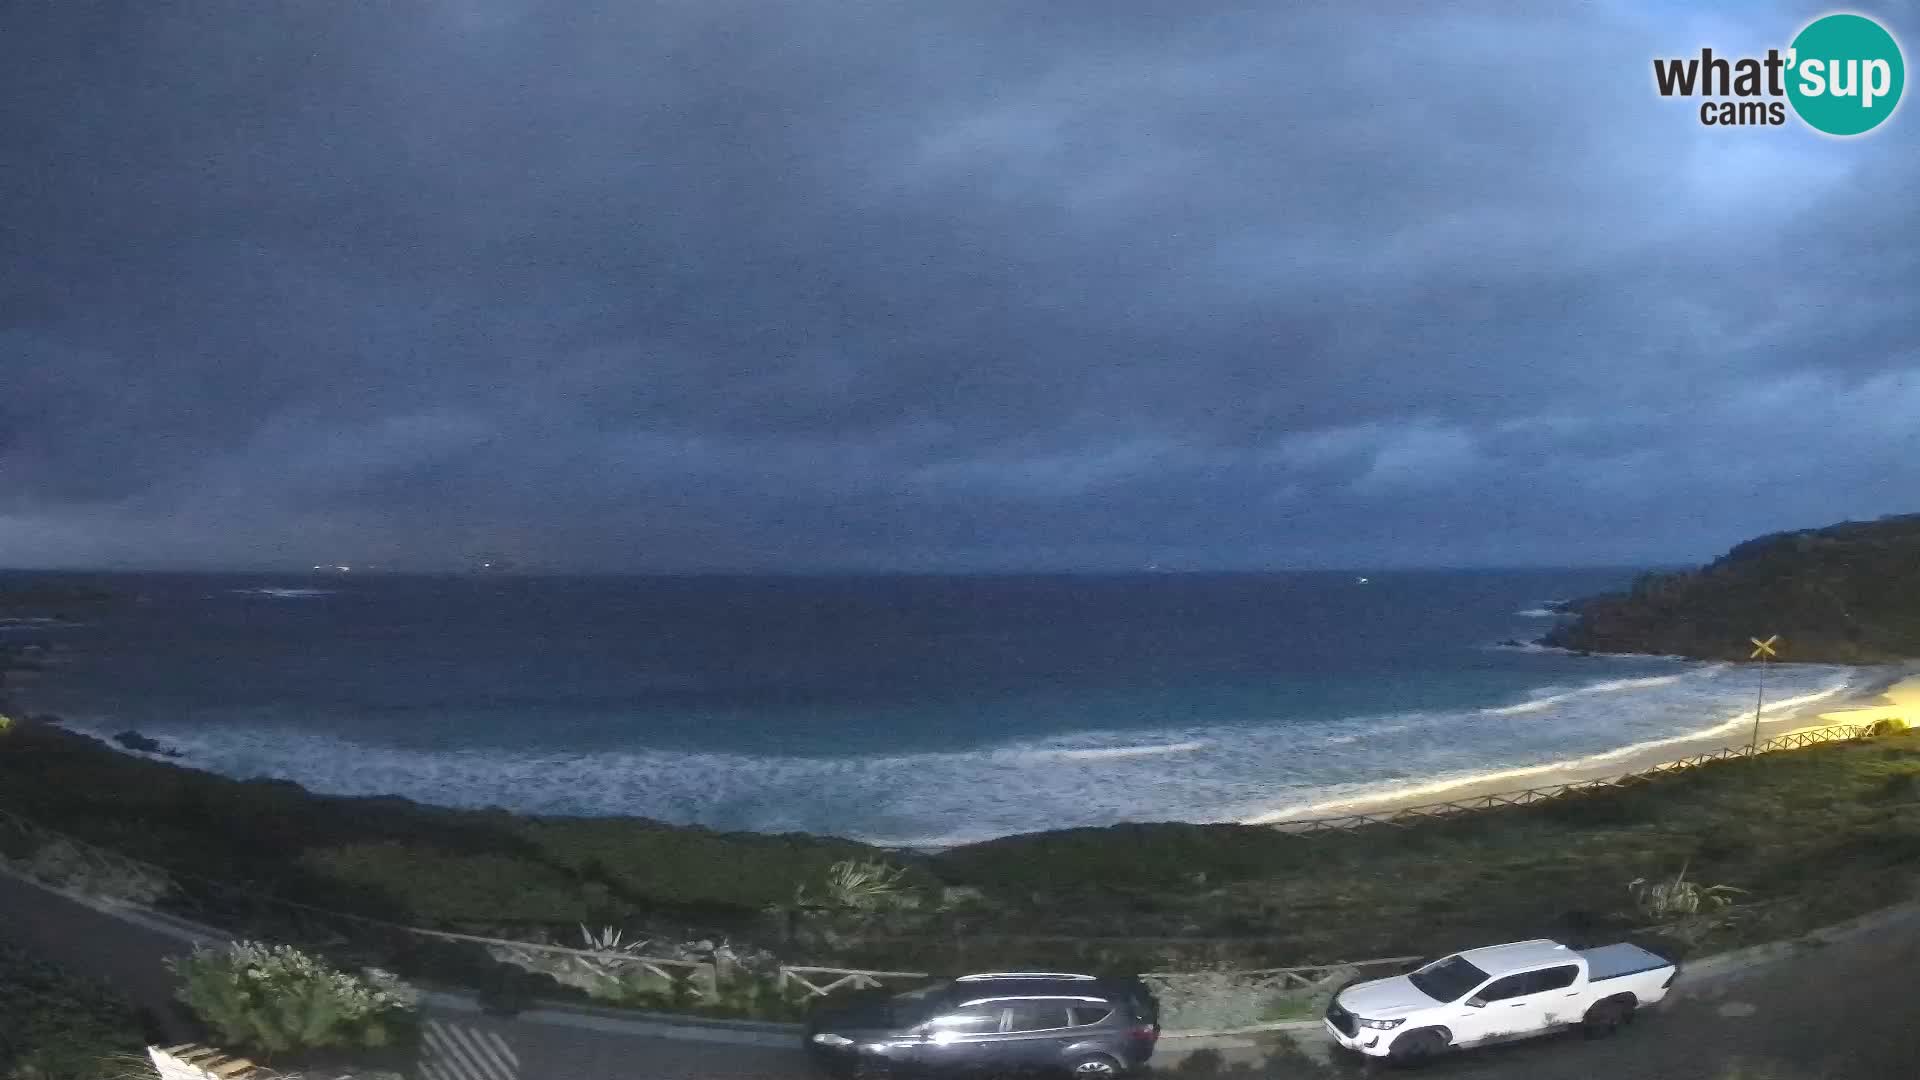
422,1018,521,1080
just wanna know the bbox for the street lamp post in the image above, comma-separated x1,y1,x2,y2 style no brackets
1748,635,1779,755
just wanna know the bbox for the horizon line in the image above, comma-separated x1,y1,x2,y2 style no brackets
0,562,1686,579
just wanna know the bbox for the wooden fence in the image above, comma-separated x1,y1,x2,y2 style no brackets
777,964,932,998
1264,722,1874,834
1140,956,1422,989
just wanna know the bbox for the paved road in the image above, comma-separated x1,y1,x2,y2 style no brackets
0,864,202,1043
4,864,1919,1079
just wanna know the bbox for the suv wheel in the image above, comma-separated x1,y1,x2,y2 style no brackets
1067,1052,1123,1076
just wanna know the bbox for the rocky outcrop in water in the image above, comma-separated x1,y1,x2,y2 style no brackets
112,730,182,758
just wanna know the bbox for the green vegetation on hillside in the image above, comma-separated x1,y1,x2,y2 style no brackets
3,720,1918,999
1546,514,1920,662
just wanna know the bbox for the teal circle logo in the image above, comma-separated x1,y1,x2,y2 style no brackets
1786,14,1905,135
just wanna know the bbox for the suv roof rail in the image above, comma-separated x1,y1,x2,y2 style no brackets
954,972,1099,982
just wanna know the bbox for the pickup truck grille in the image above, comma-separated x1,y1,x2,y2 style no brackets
1325,1000,1357,1037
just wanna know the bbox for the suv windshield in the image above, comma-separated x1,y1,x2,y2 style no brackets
1407,956,1490,1003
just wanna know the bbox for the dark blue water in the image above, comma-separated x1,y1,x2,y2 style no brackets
3,570,1858,844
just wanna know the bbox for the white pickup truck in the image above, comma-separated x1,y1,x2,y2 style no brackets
1323,938,1676,1066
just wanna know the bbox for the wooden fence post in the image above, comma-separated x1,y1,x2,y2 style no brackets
694,960,719,999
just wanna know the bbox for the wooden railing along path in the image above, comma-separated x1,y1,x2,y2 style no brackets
1141,956,1422,989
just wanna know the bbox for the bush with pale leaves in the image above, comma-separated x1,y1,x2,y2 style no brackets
170,942,418,1056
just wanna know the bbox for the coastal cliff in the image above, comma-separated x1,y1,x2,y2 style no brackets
1545,514,1920,663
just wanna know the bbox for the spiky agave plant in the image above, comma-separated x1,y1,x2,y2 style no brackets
799,859,911,913
579,924,648,955
1628,861,1747,920
574,924,656,984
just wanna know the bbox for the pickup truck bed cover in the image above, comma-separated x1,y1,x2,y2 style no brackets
1579,943,1672,982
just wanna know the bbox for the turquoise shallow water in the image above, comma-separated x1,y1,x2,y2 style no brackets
3,569,1858,844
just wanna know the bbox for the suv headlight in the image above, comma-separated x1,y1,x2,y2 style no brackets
1357,1017,1405,1030
811,1033,854,1047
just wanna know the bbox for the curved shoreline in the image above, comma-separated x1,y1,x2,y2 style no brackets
1240,664,1920,826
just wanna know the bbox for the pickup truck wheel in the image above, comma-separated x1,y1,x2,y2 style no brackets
1386,1029,1447,1068
1581,999,1635,1039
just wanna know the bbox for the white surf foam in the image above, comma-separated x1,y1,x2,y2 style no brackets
232,588,334,599
997,739,1211,762
1515,599,1572,617
0,617,79,630
1480,667,1725,716
1487,639,1554,653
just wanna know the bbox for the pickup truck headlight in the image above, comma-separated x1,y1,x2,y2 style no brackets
1357,1017,1406,1030
810,1033,854,1048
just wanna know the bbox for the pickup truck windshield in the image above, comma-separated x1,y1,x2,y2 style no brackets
1407,956,1491,1003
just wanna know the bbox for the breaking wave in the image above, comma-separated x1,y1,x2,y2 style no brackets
1480,668,1725,716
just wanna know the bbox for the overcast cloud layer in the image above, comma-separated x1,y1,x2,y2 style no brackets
3,0,1917,572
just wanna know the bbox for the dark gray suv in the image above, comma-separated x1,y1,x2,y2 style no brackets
804,972,1161,1077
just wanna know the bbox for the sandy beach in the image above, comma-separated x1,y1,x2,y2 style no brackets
1248,663,1920,826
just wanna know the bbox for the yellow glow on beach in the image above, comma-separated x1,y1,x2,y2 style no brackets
1817,674,1920,728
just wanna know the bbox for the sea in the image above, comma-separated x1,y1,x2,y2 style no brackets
0,569,1860,848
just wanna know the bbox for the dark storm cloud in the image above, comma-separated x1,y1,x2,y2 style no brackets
2,0,1917,570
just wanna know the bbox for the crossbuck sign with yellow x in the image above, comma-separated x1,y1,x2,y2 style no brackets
1750,635,1779,660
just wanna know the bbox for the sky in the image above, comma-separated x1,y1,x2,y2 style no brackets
2,0,1917,573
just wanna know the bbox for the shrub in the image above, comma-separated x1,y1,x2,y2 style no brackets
1142,968,1320,1033
170,942,419,1057
1868,717,1911,737
486,926,814,1020
487,926,690,1006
